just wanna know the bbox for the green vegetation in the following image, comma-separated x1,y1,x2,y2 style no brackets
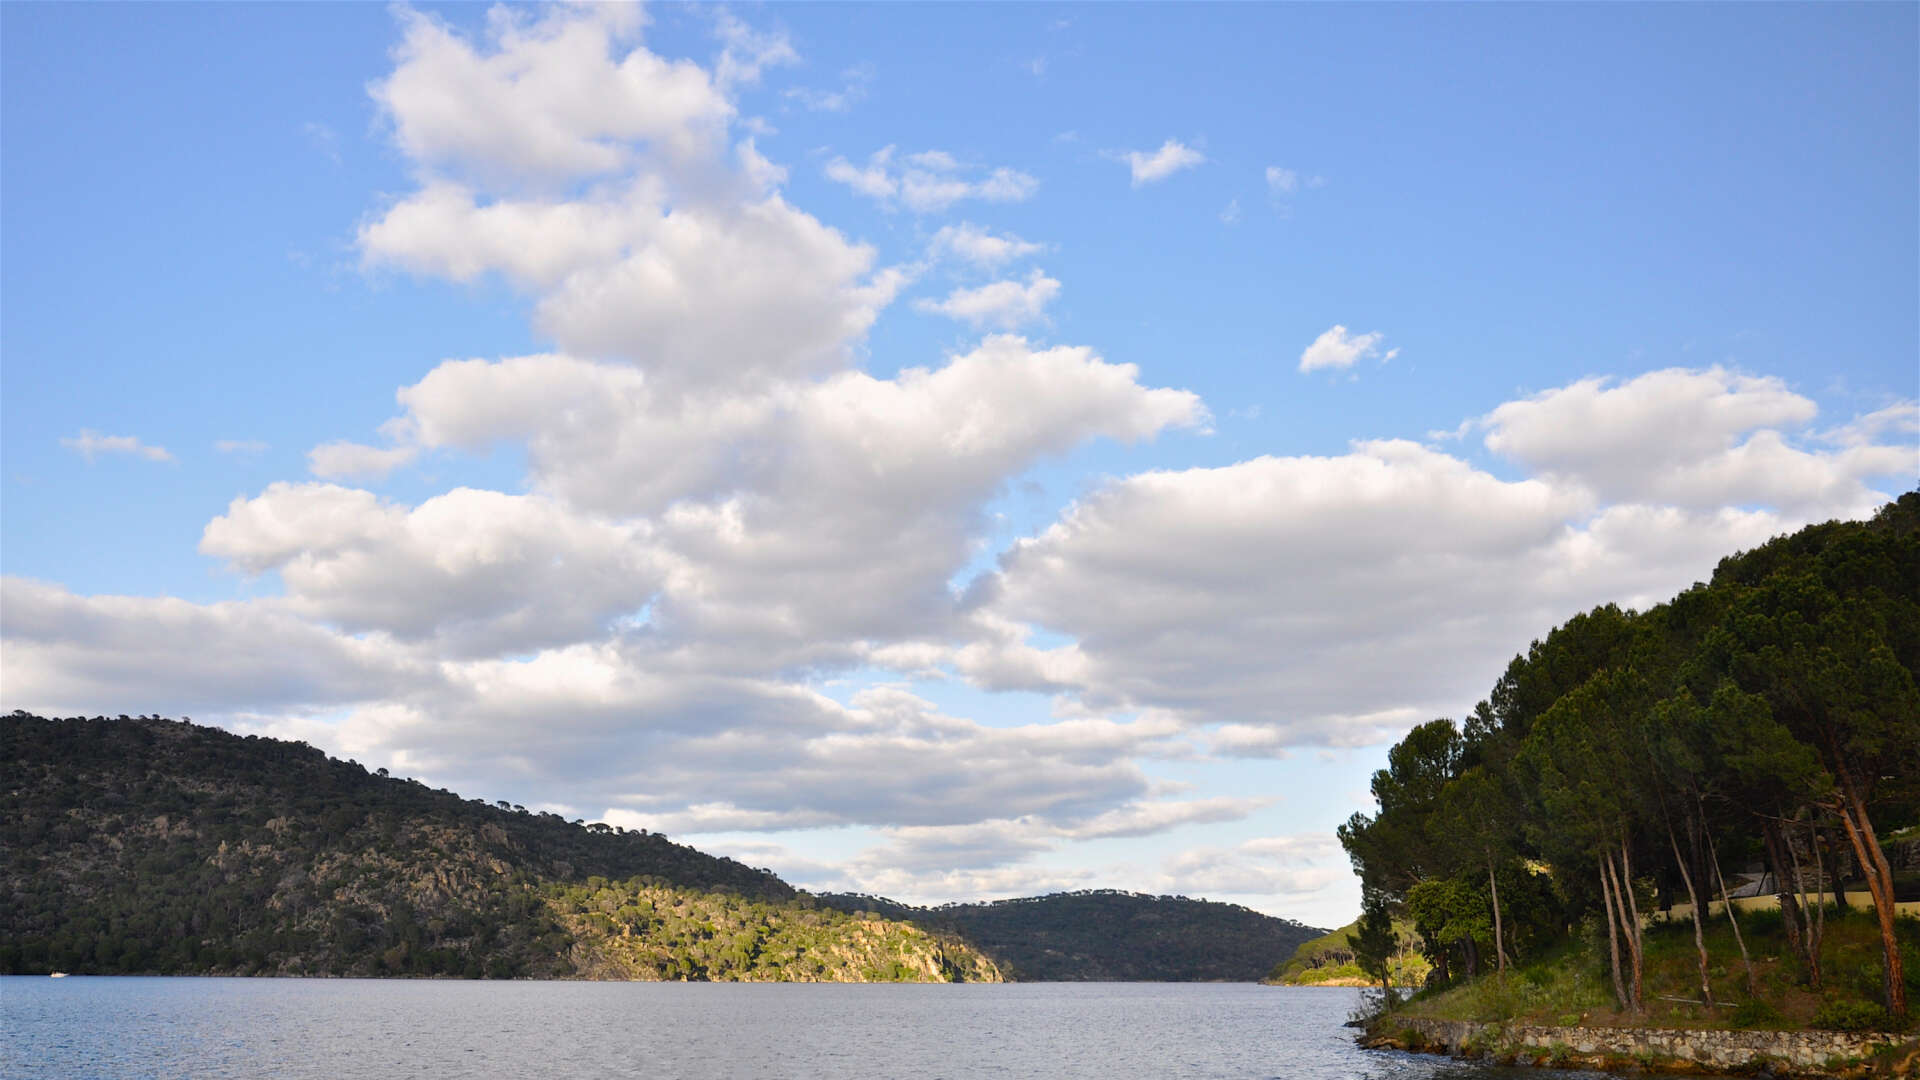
0,713,999,981
1265,916,1430,986
1340,492,1920,1028
552,878,998,982
818,889,1322,981
1396,900,1919,1034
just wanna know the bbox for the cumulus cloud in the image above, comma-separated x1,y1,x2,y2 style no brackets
1116,139,1204,186
371,4,730,187
0,578,423,717
362,183,902,390
201,483,661,656
1298,324,1395,373
915,270,1061,329
1064,796,1273,839
825,146,1039,213
1156,836,1342,897
927,222,1044,268
1264,166,1298,195
1478,367,1907,514
359,8,902,391
970,436,1861,746
61,430,172,463
307,441,418,480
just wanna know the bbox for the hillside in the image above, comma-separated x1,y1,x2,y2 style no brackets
819,889,1324,981
1266,916,1431,988
0,713,999,982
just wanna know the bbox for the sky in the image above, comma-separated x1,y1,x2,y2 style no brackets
3,2,1916,930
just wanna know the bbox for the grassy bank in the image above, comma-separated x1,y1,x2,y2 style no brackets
1388,902,1919,1036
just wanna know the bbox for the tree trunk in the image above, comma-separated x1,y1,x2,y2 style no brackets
1832,761,1907,1017
1704,804,1757,997
1761,817,1808,969
1809,817,1827,977
1429,941,1449,988
1619,833,1646,1012
1599,854,1628,1011
1603,848,1643,1013
1668,822,1714,1007
1488,855,1507,974
1826,826,1852,914
1787,814,1822,990
1686,809,1716,928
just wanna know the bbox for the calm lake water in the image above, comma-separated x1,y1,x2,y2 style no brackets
2,978,1632,1079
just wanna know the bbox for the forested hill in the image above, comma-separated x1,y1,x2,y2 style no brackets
0,714,1000,982
817,890,1325,981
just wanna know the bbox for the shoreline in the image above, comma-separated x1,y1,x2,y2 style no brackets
1361,1015,1917,1078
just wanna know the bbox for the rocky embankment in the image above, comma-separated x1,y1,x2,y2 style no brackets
1363,1016,1917,1078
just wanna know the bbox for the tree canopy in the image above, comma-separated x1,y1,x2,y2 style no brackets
1339,492,1920,1019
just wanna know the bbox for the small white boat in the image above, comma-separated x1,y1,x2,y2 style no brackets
49,972,68,978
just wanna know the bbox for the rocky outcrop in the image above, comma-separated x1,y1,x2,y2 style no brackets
1363,1016,1913,1077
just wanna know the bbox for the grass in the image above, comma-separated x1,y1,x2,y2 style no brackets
1394,901,1919,1034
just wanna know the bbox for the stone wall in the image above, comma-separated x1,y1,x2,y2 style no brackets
1365,1016,1911,1076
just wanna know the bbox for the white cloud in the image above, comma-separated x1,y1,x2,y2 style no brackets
1158,836,1341,897
371,4,731,187
915,270,1061,329
201,483,661,656
1219,199,1241,225
1064,796,1272,839
784,64,873,113
927,223,1044,268
1297,324,1390,373
1819,400,1918,448
1265,166,1298,195
61,430,172,463
712,10,796,91
359,7,901,393
823,148,896,200
214,439,269,456
1479,367,1904,513
307,441,418,480
825,146,1039,213
1116,139,1204,186
0,578,423,717
362,184,901,391
972,437,1846,745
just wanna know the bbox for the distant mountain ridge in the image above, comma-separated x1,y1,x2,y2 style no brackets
0,713,998,982
818,889,1325,981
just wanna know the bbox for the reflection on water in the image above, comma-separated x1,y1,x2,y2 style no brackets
3,978,1636,1079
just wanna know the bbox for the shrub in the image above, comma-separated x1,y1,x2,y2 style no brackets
1730,999,1784,1030
1811,999,1892,1032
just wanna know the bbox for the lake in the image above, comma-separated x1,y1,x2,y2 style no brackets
3,979,1631,1079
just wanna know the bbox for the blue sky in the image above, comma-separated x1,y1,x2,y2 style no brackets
4,2,1915,927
